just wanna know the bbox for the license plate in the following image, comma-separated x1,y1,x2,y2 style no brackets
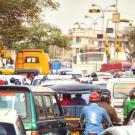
71,131,79,135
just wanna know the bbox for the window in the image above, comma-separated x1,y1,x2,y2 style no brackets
113,83,135,99
0,123,16,135
0,92,27,118
76,36,81,43
51,95,61,116
43,95,54,117
25,57,39,63
34,95,45,118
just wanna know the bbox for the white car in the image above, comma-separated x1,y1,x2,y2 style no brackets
102,124,135,135
0,109,26,135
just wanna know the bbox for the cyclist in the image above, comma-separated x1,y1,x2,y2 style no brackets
80,92,113,135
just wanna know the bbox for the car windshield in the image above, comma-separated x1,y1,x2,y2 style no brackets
0,91,27,118
0,123,16,135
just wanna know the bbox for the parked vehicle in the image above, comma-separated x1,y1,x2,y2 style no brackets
0,109,26,135
0,85,68,135
15,49,49,74
50,83,110,135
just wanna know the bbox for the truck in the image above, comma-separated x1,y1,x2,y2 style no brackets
15,49,49,74
101,62,132,72
72,52,107,75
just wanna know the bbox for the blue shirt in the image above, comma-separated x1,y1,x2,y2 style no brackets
80,103,113,135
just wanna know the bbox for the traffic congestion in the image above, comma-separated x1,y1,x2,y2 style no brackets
0,60,135,135
1,0,135,135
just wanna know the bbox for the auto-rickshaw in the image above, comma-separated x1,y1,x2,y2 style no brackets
50,83,110,135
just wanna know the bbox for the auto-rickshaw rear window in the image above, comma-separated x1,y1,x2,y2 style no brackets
0,90,27,118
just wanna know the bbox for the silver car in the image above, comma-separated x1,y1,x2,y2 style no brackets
0,109,26,135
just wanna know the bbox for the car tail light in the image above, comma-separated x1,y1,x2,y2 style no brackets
26,130,39,135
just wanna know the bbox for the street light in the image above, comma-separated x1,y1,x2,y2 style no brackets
91,4,116,33
85,15,102,37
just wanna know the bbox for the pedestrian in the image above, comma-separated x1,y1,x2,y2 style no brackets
80,92,113,135
99,93,121,128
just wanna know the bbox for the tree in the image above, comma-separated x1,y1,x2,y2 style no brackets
124,27,135,58
0,0,59,49
12,23,71,53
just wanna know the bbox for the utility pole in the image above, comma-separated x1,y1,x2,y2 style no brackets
114,0,120,63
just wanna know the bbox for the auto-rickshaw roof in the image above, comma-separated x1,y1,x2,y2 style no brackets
50,83,103,94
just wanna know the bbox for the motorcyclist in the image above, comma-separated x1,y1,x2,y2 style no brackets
80,92,113,135
123,87,135,124
99,93,121,128
10,77,16,85
91,72,98,81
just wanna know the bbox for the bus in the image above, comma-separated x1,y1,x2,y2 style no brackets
72,52,107,75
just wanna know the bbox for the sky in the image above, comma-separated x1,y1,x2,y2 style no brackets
44,0,135,34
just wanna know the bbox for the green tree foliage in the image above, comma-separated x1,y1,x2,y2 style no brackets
12,23,71,53
0,0,59,49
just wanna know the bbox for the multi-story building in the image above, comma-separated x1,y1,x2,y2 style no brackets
69,24,107,56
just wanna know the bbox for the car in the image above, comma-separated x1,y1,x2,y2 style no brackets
50,83,111,135
0,64,15,75
102,124,135,135
0,85,68,135
0,109,26,135
32,74,76,86
31,74,45,86
96,72,114,80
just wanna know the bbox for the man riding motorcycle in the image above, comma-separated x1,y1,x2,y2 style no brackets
99,93,121,128
80,92,113,135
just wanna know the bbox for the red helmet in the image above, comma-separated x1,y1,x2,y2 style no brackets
0,80,5,85
89,92,100,102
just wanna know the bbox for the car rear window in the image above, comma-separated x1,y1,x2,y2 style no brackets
0,123,16,135
113,83,135,99
0,91,27,118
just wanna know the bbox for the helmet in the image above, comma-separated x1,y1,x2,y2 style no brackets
91,72,97,78
101,93,111,104
129,88,135,99
0,80,5,85
89,92,100,102
10,77,15,83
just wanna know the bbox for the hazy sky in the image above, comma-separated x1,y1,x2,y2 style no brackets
44,0,135,34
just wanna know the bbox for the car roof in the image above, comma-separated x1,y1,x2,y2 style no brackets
33,75,45,79
0,85,55,93
107,78,135,83
0,109,18,124
50,83,102,94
